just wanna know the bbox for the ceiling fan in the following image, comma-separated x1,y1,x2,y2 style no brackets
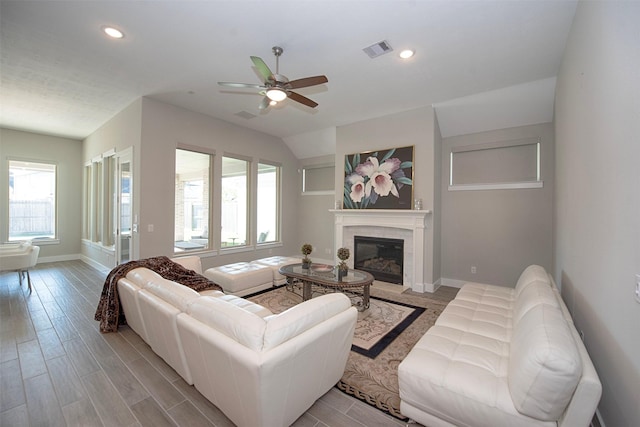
218,46,328,110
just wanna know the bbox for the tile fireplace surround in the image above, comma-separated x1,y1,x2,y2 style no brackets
332,209,432,292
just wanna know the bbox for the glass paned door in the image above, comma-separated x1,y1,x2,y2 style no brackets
116,149,133,264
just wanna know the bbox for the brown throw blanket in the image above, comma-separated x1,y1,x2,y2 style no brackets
94,256,222,333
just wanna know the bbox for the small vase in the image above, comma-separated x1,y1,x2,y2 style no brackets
337,268,347,281
302,260,311,269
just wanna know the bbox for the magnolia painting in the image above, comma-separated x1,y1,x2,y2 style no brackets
343,146,414,209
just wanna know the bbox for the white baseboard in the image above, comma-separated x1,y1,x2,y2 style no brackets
440,278,467,288
79,255,112,273
38,254,82,263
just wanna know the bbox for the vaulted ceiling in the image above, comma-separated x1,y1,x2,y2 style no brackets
0,1,577,158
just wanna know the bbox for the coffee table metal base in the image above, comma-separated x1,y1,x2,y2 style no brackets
285,278,371,311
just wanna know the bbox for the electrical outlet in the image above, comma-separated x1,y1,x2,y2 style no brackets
635,274,640,303
471,266,477,274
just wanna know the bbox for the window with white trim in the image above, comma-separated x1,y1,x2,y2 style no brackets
8,160,57,241
256,162,280,244
221,155,248,248
174,148,212,252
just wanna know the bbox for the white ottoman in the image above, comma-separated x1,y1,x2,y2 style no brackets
251,256,301,285
203,262,273,297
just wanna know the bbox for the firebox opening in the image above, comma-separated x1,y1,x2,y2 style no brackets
354,235,403,284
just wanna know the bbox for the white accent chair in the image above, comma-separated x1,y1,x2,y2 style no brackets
0,244,40,292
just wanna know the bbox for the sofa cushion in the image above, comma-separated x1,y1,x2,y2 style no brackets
435,299,513,342
513,281,560,326
509,304,582,420
514,265,550,297
125,267,163,288
399,325,530,427
170,255,203,274
215,293,273,318
263,293,350,351
187,296,266,351
143,276,201,312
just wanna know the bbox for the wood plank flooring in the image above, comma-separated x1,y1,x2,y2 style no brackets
0,260,456,427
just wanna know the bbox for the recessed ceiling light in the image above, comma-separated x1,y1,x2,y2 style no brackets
102,26,124,39
399,49,415,59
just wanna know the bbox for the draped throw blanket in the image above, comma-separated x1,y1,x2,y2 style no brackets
94,256,222,333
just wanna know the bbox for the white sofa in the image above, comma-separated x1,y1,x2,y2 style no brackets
398,265,602,427
117,256,358,427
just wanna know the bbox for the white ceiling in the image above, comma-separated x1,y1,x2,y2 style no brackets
0,0,577,158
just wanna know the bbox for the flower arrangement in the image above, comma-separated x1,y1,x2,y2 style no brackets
344,147,413,209
301,243,313,267
337,247,350,271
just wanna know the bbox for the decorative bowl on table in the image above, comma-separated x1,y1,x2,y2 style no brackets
310,264,334,273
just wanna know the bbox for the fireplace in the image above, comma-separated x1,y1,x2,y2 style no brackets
333,209,431,292
354,235,404,284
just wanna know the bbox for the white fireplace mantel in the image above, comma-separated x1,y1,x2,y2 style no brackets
331,209,432,292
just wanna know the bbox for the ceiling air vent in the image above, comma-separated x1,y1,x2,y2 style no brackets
235,111,256,120
363,40,393,58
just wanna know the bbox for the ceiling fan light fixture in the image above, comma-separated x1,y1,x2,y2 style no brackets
266,88,287,102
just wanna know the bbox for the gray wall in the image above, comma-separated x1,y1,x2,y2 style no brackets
440,123,554,286
0,128,83,260
298,155,336,264
82,97,301,270
554,1,640,425
82,99,143,267
433,116,443,283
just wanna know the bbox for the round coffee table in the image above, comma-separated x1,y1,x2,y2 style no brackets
278,263,374,311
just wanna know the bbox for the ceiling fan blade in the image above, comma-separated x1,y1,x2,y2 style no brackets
258,96,270,110
218,82,265,89
250,56,274,82
287,75,328,89
288,91,319,108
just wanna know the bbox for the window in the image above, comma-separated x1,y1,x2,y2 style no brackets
8,160,57,241
302,164,335,194
175,148,212,252
83,151,116,246
257,162,280,244
449,137,542,191
221,156,248,247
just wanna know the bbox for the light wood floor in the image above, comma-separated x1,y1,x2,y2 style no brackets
0,260,457,427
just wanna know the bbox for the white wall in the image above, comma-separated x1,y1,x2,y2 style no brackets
554,1,640,426
0,128,83,260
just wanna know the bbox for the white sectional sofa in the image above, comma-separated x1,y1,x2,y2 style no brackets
117,256,357,427
398,265,601,427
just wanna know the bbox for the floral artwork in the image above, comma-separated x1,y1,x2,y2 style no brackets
343,146,413,209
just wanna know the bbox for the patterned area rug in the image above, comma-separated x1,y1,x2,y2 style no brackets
247,285,449,420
